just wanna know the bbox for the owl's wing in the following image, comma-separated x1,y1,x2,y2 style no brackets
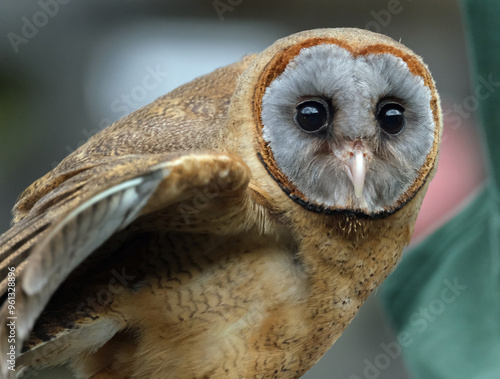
0,151,259,374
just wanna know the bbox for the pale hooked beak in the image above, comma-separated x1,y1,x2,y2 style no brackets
343,145,367,199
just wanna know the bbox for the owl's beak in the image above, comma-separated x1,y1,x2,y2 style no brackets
344,146,367,199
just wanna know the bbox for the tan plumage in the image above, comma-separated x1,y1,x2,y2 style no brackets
0,28,441,378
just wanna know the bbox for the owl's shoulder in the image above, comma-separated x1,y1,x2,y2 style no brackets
11,55,257,224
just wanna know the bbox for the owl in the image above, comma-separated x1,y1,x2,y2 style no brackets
0,28,441,378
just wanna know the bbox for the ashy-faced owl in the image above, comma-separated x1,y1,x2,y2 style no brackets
0,28,441,378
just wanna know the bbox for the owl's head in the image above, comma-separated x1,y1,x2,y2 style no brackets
233,28,441,218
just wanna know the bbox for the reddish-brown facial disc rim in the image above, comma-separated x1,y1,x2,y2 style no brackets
253,37,441,218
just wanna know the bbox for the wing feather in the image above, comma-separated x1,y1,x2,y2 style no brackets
0,152,253,377
0,56,258,377
0,216,52,297
17,171,167,343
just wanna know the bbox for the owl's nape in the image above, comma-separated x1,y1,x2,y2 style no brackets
257,42,438,217
0,28,441,378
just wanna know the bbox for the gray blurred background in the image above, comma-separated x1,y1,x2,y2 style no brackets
0,1,478,378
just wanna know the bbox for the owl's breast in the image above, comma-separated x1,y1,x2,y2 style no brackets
81,230,312,377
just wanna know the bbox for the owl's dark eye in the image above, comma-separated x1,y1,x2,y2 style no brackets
294,99,330,133
377,102,406,135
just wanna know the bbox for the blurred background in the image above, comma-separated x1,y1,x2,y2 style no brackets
0,1,486,378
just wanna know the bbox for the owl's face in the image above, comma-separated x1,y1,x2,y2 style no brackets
253,36,439,218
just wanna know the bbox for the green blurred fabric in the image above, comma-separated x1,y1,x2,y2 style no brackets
381,1,500,378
